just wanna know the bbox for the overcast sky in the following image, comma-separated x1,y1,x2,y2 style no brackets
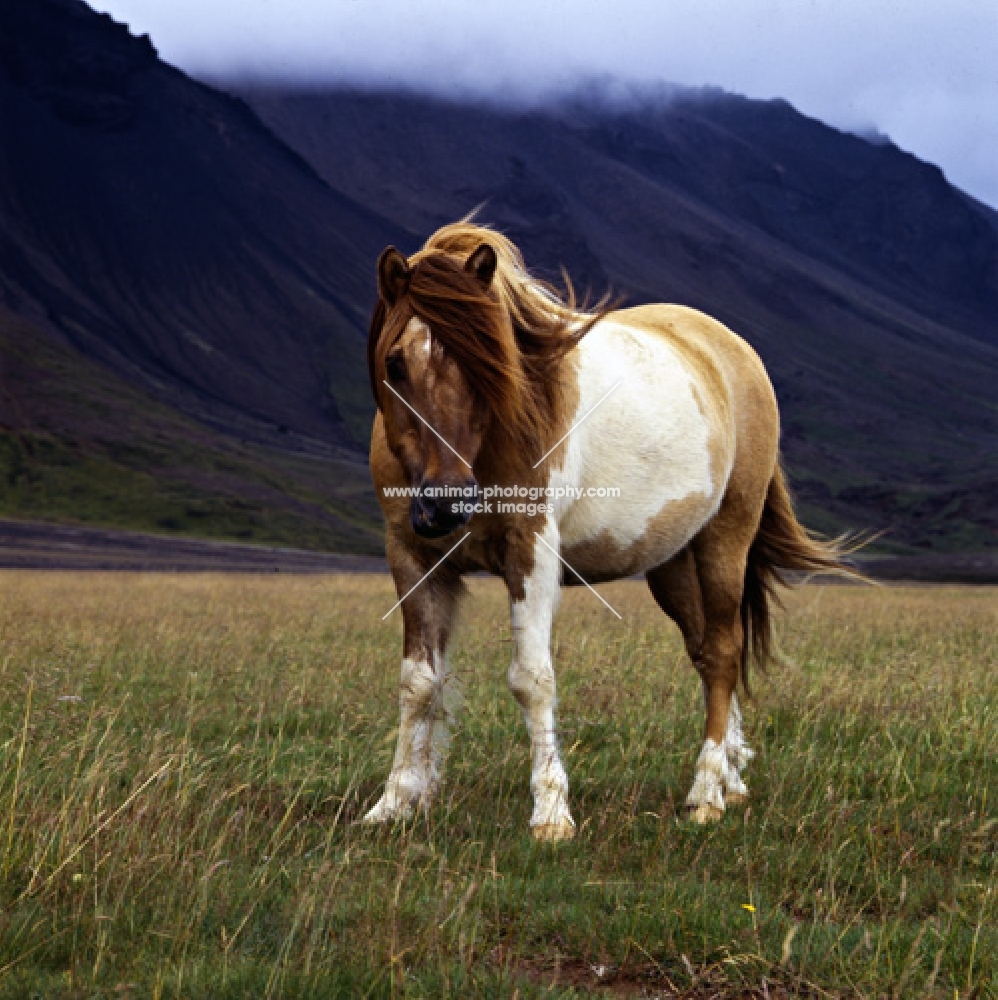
90,0,998,208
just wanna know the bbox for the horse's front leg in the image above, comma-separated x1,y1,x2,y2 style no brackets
363,561,461,825
507,526,575,842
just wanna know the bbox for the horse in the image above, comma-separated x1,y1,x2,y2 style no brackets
362,220,853,841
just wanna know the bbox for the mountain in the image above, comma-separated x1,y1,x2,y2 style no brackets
0,0,409,449
0,302,383,552
242,87,998,553
0,0,397,551
0,0,994,557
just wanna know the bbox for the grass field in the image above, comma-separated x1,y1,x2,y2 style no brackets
0,572,994,998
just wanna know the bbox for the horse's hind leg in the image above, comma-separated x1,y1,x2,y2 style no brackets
648,547,749,821
682,512,759,823
646,546,705,660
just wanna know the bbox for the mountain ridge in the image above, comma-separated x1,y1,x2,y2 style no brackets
0,0,994,555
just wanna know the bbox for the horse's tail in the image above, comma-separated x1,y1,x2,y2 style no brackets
740,463,864,691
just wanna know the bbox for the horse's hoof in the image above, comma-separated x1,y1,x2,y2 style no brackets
532,822,576,842
360,800,412,826
724,790,749,807
358,812,394,827
685,803,724,824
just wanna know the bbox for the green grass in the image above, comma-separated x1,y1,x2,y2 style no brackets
0,429,383,554
0,316,384,554
0,573,994,997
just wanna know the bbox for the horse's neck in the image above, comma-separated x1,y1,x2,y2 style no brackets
479,348,579,479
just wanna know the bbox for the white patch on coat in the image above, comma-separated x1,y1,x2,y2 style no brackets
685,738,727,818
724,692,754,784
551,319,732,575
685,693,753,819
508,521,575,835
403,316,433,358
363,650,455,823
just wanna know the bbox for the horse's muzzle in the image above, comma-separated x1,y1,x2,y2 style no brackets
410,478,477,539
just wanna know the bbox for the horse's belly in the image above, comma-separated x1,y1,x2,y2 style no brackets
559,484,720,580
553,320,730,579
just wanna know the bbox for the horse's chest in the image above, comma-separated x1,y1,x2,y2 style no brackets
552,324,729,576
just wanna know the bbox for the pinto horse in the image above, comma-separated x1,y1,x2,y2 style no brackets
363,221,851,840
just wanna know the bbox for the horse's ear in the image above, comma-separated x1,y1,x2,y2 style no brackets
465,242,498,287
378,246,411,307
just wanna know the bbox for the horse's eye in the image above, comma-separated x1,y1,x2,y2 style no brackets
386,352,406,383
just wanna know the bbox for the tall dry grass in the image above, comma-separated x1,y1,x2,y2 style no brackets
0,571,994,997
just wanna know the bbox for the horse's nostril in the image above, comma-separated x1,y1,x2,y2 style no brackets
410,481,475,539
411,496,435,523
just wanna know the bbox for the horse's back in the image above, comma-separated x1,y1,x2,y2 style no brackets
614,304,776,411
612,303,780,484
555,304,778,580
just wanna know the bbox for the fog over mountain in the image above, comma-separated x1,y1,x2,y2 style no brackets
87,0,998,210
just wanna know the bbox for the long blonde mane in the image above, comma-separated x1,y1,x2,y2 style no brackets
370,219,611,455
416,219,602,342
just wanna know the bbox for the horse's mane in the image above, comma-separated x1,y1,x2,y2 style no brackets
369,219,611,454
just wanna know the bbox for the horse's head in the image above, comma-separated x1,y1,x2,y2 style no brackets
369,242,502,539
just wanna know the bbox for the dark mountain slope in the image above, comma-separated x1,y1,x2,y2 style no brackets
0,304,384,552
0,0,402,450
0,0,992,556
243,88,998,552
243,89,998,342
570,93,997,344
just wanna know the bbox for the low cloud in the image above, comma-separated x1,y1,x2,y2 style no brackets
89,0,998,207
